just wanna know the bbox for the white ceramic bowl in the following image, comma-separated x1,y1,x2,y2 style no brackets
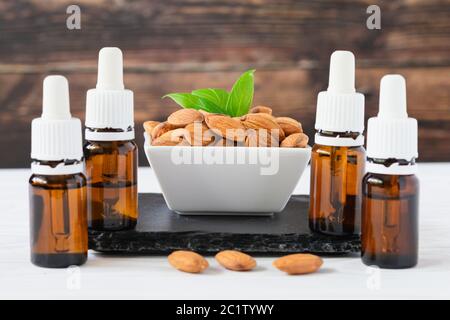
144,134,311,215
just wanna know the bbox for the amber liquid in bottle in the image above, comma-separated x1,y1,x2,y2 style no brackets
309,132,366,236
361,164,419,269
29,163,88,268
84,130,138,231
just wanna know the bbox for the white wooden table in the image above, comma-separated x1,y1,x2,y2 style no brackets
1,164,449,299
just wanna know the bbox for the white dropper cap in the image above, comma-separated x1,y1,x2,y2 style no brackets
378,74,408,119
327,51,356,94
42,75,71,120
314,50,365,146
366,75,418,173
85,47,134,140
31,76,83,173
96,47,125,90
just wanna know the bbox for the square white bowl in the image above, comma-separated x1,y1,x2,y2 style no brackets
144,134,311,215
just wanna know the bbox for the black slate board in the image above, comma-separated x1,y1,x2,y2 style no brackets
89,193,360,255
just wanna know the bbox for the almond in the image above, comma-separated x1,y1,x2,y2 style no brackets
280,133,309,148
168,251,209,273
152,139,179,146
152,128,187,146
242,113,285,142
245,129,279,147
185,122,214,146
199,109,212,117
209,137,235,147
215,250,256,271
168,109,204,128
276,117,303,136
143,121,160,138
273,253,323,275
151,122,176,140
250,106,272,115
205,114,246,142
241,113,275,128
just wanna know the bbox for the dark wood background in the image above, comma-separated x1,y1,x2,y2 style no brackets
0,0,449,167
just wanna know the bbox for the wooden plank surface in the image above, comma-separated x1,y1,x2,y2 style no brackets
0,0,449,167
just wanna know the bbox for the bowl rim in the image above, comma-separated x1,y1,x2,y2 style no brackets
143,133,311,152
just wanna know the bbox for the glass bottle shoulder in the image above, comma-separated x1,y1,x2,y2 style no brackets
84,139,137,156
363,173,419,198
29,172,86,190
312,143,366,156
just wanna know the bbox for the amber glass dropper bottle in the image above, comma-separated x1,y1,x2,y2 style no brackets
362,75,419,269
84,47,138,231
309,51,366,236
30,75,88,268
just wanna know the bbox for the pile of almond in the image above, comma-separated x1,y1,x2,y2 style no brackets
144,106,309,148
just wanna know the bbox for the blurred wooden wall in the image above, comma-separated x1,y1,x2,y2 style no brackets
0,0,449,167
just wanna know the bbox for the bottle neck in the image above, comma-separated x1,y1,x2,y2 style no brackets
85,126,135,141
366,157,417,175
314,130,364,147
31,159,84,175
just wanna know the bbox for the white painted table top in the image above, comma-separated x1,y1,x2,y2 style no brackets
0,164,449,299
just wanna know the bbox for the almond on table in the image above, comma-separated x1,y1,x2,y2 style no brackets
168,250,209,274
215,250,257,271
273,253,323,275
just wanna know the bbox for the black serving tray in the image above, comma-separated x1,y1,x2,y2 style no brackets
88,193,360,255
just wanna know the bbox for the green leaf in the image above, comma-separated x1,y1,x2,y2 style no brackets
163,70,256,116
225,69,255,116
191,88,229,115
162,93,202,110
